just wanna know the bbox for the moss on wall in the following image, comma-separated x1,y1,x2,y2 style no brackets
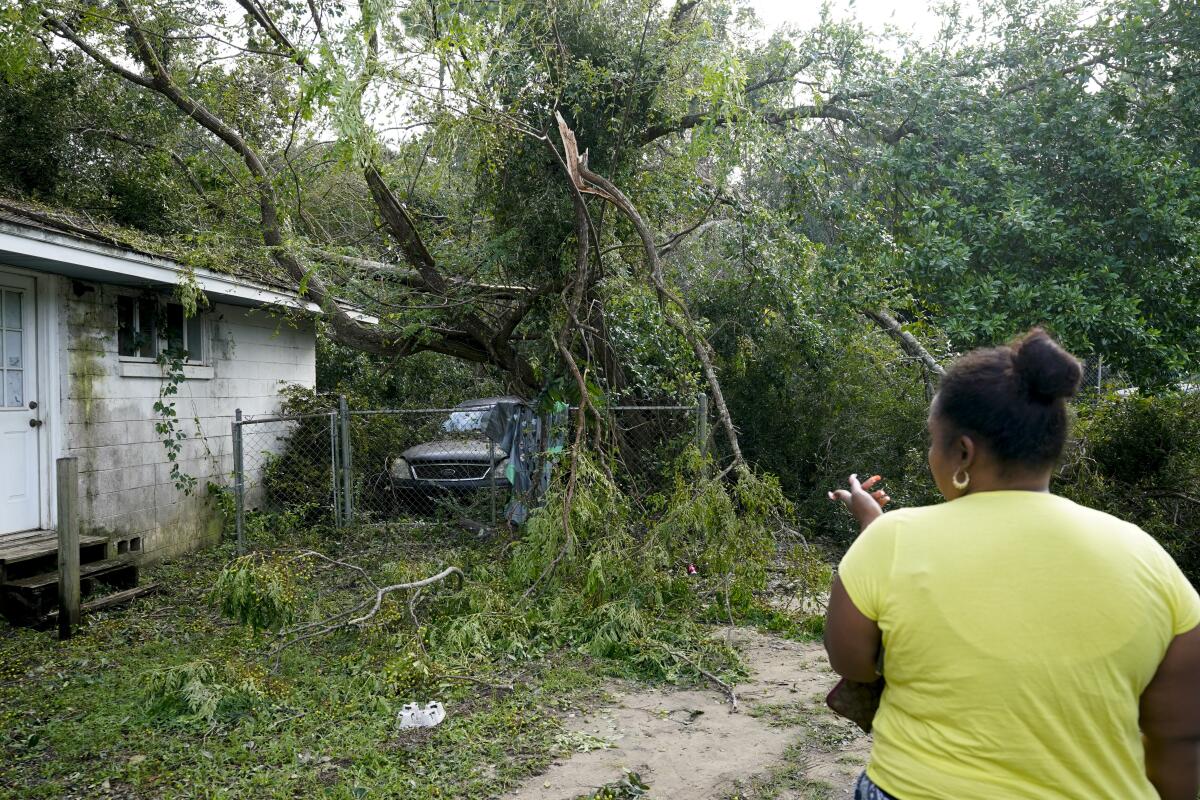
68,348,103,424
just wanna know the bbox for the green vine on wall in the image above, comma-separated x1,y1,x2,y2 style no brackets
147,279,209,497
155,347,197,495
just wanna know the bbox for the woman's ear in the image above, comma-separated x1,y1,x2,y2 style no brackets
960,435,976,468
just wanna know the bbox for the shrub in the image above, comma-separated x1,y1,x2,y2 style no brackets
212,553,301,632
1059,391,1200,584
142,660,267,724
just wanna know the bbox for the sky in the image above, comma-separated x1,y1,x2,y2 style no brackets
747,0,979,42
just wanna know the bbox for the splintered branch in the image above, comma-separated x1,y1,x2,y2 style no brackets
268,554,463,663
555,112,745,468
520,134,600,603
665,646,739,713
348,566,465,625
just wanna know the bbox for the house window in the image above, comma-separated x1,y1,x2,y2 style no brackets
2,288,24,407
164,303,204,363
117,296,205,363
117,296,158,359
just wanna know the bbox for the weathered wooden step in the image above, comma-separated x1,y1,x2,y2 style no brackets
43,584,160,620
0,530,108,566
5,559,136,591
2,559,140,625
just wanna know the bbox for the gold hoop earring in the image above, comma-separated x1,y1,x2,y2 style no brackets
952,469,970,491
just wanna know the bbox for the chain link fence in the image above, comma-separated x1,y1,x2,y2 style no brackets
1079,356,1120,397
597,400,709,501
347,403,511,525
231,395,708,551
232,410,345,546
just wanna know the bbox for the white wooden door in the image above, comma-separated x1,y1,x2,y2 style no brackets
0,273,40,535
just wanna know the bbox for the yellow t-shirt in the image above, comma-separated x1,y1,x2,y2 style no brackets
838,490,1200,799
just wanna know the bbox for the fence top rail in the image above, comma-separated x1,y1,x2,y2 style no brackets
349,403,700,415
348,407,481,415
570,404,699,412
237,411,336,425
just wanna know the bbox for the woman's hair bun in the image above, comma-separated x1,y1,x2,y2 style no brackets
1012,328,1082,403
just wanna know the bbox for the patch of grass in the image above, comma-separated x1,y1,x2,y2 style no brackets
0,456,834,799
749,700,815,728
0,523,607,800
742,604,826,642
800,715,861,753
718,742,838,800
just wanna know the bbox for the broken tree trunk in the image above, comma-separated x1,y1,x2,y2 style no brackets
554,112,745,469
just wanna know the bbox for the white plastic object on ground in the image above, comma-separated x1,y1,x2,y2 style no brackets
399,701,446,729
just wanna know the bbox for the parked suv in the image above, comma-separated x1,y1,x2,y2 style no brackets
387,397,518,505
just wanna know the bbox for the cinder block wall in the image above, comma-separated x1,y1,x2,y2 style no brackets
60,277,316,563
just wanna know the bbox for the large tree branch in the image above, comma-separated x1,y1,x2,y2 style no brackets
1000,51,1110,97
862,309,945,377
641,104,866,144
363,166,447,294
39,16,154,89
48,2,539,388
233,0,308,70
363,164,538,390
49,2,389,355
307,248,533,297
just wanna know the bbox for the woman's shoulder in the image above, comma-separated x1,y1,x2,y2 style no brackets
1046,494,1157,543
871,502,955,526
867,493,1148,541
858,504,941,537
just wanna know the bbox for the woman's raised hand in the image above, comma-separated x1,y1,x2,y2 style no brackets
828,474,891,530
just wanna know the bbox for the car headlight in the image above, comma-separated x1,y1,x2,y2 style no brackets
390,457,413,480
490,458,510,480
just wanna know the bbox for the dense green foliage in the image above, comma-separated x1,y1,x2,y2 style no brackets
1062,391,1200,582
2,0,1197,391
216,452,810,686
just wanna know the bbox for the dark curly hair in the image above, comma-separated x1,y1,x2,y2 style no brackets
934,328,1083,468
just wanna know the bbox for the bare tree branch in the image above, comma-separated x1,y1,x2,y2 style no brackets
862,309,945,377
641,104,866,144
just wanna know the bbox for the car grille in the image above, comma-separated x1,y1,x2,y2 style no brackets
410,461,492,481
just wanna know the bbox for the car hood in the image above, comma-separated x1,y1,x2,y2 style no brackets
401,440,505,462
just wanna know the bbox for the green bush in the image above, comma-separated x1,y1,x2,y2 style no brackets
711,309,940,543
212,553,301,632
1059,391,1200,584
142,660,267,724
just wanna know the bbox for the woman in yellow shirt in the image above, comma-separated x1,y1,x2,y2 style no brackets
826,329,1200,799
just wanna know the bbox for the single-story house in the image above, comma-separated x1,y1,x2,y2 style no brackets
0,200,319,570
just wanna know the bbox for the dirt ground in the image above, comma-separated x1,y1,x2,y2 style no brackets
505,629,870,800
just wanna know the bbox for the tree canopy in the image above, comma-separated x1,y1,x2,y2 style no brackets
1,0,1197,400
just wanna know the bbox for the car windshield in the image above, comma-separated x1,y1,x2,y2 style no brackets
441,408,487,433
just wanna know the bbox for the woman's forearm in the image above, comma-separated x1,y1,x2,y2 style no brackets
1145,737,1198,800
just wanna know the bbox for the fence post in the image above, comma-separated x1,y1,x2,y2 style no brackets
339,395,353,525
329,412,342,528
696,392,709,460
489,435,497,527
233,409,245,555
56,456,80,640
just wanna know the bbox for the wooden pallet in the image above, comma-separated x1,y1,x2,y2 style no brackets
0,529,108,566
6,559,136,591
0,530,143,626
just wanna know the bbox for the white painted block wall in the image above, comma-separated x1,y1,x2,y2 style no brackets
58,276,316,562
